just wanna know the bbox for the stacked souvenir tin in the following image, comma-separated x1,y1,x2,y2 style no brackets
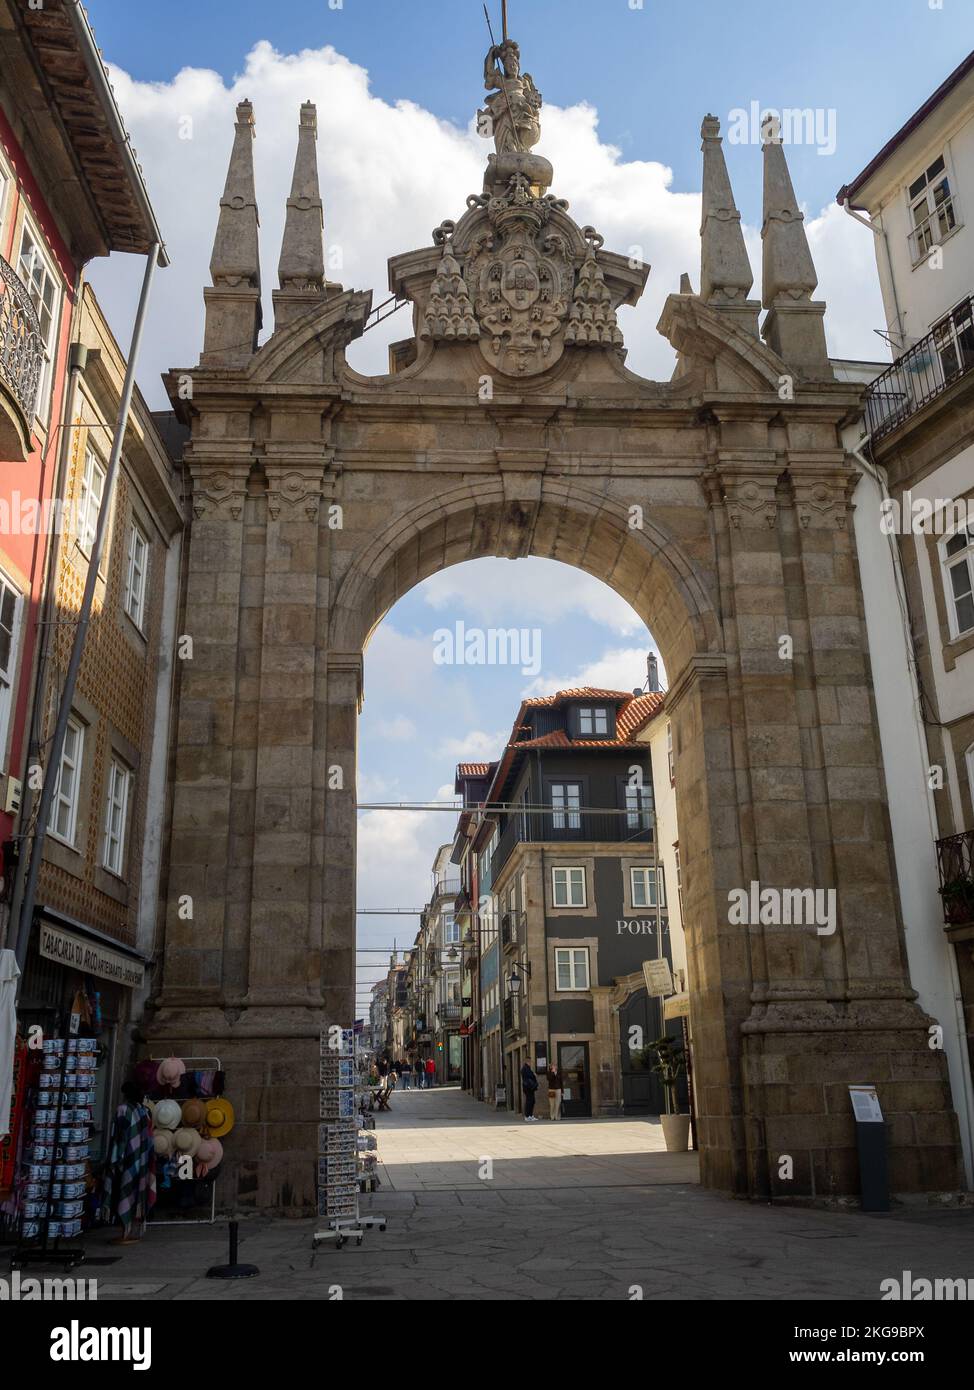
22,1037,96,1241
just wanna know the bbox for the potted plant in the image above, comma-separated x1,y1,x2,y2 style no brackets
940,877,974,926
647,1035,690,1152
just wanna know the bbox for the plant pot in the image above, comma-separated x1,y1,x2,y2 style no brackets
660,1113,691,1152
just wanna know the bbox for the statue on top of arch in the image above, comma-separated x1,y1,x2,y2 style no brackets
482,38,542,154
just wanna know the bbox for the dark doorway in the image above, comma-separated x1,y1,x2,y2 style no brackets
557,1041,591,1117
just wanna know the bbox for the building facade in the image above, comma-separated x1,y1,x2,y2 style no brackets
11,284,182,1159
837,48,974,1183
0,0,163,950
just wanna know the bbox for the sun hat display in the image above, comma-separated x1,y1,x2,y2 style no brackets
156,1057,186,1089
181,1099,206,1129
203,1098,234,1138
196,1137,223,1168
174,1127,202,1157
154,1131,175,1158
154,1098,182,1131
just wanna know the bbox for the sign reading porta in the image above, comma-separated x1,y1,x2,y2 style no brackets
39,922,145,989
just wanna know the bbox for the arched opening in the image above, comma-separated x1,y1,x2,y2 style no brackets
320,483,748,1193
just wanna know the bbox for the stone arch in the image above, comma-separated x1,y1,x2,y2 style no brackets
328,475,721,682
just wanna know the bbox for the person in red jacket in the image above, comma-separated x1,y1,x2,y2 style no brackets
425,1056,436,1089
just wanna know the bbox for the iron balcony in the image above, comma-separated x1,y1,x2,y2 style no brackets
865,293,974,442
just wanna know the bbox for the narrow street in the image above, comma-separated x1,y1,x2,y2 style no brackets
76,1087,974,1301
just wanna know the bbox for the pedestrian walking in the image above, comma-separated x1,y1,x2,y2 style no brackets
425,1057,436,1089
388,1062,398,1091
401,1059,412,1090
520,1060,539,1121
546,1063,563,1120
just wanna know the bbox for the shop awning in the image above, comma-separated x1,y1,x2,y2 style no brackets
35,906,151,989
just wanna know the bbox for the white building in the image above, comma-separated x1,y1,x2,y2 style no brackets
837,48,974,1185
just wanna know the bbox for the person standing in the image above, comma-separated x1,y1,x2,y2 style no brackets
100,1081,156,1243
401,1058,412,1090
546,1063,563,1120
425,1056,436,1089
520,1060,539,1121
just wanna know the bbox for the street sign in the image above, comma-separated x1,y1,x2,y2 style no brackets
642,958,673,997
663,992,690,1020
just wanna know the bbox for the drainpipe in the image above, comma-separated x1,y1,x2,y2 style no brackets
3,268,85,953
849,433,974,1186
13,244,162,975
841,199,906,351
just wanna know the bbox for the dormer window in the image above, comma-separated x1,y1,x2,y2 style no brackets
578,706,609,736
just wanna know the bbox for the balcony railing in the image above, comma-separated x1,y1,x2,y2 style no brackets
865,294,974,442
437,1002,462,1025
501,910,524,951
0,254,43,432
936,830,974,927
490,807,653,883
502,996,522,1036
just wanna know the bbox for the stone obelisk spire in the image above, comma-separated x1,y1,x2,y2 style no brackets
699,114,759,337
274,102,339,329
203,99,262,364
760,117,831,375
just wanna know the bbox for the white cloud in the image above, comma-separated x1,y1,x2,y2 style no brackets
437,728,508,761
420,557,646,636
521,645,657,700
91,40,884,412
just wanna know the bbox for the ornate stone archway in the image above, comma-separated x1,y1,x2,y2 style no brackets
149,53,963,1212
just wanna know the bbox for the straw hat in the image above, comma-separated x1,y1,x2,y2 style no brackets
197,1137,223,1168
156,1057,186,1089
174,1127,202,1157
203,1098,234,1138
181,1099,206,1129
154,1131,175,1158
154,1099,182,1131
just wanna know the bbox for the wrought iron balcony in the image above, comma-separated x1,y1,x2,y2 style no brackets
0,254,44,458
936,830,974,927
437,1002,462,1024
501,910,524,951
864,293,974,442
489,806,653,883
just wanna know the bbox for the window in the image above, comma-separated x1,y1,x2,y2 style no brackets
443,910,459,944
578,706,608,736
908,154,958,264
52,717,84,846
666,722,675,784
77,448,106,557
17,221,60,419
942,525,974,638
0,575,22,771
551,865,586,908
555,947,589,991
630,865,666,908
674,843,684,918
102,758,131,875
124,522,149,628
550,782,581,830
624,781,653,831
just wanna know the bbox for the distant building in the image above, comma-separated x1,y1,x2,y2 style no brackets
458,684,689,1117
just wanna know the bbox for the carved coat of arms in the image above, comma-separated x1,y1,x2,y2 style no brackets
464,178,572,377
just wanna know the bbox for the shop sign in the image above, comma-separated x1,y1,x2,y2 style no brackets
642,958,673,997
39,923,145,989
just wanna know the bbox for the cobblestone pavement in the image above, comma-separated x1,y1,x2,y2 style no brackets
65,1086,974,1300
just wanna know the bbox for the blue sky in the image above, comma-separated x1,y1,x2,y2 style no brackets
87,0,970,219
80,1,972,1013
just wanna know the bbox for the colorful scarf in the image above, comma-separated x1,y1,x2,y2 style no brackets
100,1102,156,1235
